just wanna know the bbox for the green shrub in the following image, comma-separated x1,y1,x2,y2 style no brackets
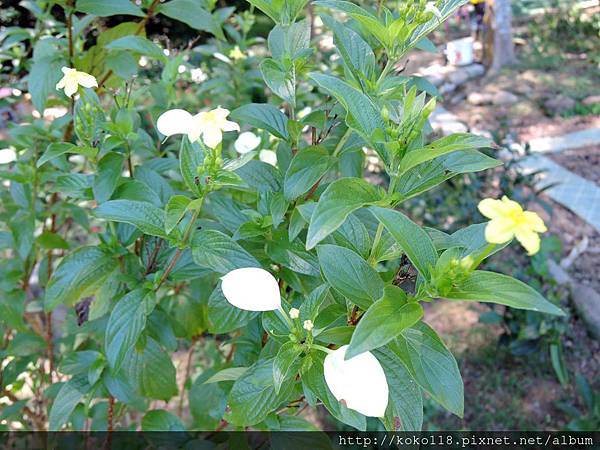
0,0,564,432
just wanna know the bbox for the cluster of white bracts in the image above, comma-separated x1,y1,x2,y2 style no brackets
220,267,389,418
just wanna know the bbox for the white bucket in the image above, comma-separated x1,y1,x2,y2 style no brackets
446,37,474,66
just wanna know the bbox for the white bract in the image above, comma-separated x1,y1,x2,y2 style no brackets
259,149,277,166
303,320,314,331
289,308,300,319
55,67,98,97
234,131,261,154
220,267,281,311
323,345,389,417
156,107,240,149
0,148,17,164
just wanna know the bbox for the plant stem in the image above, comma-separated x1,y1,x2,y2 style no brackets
468,243,496,272
305,128,354,200
277,307,295,331
376,58,396,86
368,174,400,265
97,0,160,90
177,337,197,417
107,395,114,432
156,197,204,290
332,127,353,157
311,344,333,355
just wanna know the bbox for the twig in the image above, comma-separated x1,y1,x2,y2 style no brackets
177,337,197,417
97,0,161,90
107,396,114,432
1,389,46,429
156,199,203,290
305,127,352,200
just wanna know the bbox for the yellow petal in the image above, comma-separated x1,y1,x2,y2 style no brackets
75,71,98,88
515,229,541,255
521,211,547,233
202,127,223,148
484,218,515,244
56,76,66,90
500,196,523,213
194,111,211,126
63,79,79,97
478,198,505,219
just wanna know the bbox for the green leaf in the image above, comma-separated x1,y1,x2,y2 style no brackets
317,244,384,310
268,20,310,61
391,322,463,417
164,195,191,234
94,200,168,238
208,285,258,334
191,229,260,274
308,73,386,162
284,146,334,200
45,247,116,311
190,371,227,429
273,341,302,394
321,15,376,85
37,143,75,168
260,59,296,107
230,103,289,140
299,284,329,322
266,230,319,276
302,353,366,430
226,358,294,426
399,133,493,176
103,373,146,410
105,289,155,371
142,410,186,431
48,374,91,430
374,347,423,431
179,138,205,196
369,206,437,280
445,270,565,316
395,150,501,202
159,0,216,36
307,178,382,249
246,0,280,22
76,0,144,16
407,0,468,51
315,0,389,48
106,36,166,61
29,39,64,113
93,152,124,204
60,351,103,375
236,160,282,194
124,337,178,401
36,231,69,250
346,286,423,359
204,367,249,383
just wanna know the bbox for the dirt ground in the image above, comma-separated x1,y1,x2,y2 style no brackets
424,299,600,430
549,145,600,185
533,198,600,294
409,4,600,431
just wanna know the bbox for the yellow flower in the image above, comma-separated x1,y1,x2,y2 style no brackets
478,196,547,255
156,107,240,149
55,67,98,97
229,46,245,61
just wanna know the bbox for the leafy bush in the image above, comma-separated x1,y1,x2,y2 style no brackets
0,0,564,432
